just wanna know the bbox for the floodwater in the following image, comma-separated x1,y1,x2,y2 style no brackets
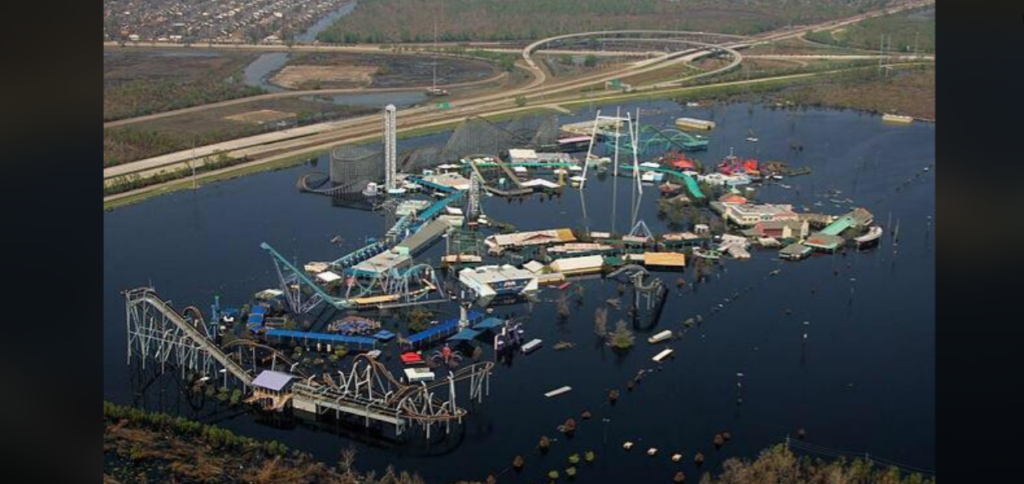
103,101,935,482
241,2,422,106
296,1,359,43
242,1,358,92
243,52,291,93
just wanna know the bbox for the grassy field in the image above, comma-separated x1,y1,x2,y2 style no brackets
317,0,887,43
103,98,377,167
804,5,935,53
768,65,935,119
282,52,499,89
104,50,264,121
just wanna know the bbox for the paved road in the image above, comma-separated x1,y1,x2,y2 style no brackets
103,71,509,129
104,0,934,200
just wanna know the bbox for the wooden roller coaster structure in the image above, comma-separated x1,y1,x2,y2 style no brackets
293,354,493,439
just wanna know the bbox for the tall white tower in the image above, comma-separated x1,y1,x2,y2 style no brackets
467,171,481,220
384,104,397,192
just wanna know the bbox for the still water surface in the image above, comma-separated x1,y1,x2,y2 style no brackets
104,101,935,482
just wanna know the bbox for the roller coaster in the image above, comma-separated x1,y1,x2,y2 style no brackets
605,125,709,154
261,242,446,313
125,288,493,439
125,287,255,386
293,354,493,438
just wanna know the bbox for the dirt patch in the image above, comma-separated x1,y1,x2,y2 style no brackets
225,109,298,125
271,65,378,89
286,52,499,88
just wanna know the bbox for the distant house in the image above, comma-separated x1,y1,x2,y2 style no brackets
848,207,874,228
723,203,799,227
780,242,813,260
250,370,296,411
752,220,809,240
718,193,748,205
804,233,845,252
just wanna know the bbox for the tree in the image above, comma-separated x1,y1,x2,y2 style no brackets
584,54,598,68
515,95,527,108
593,307,608,336
608,320,635,349
556,293,571,320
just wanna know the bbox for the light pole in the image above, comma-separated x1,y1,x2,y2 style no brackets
602,418,611,445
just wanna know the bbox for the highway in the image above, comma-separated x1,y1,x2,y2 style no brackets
103,0,933,203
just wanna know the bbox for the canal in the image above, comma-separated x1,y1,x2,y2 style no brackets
103,101,935,483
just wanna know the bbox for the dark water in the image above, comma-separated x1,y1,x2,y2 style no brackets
243,52,291,92
296,2,358,43
104,101,935,482
243,2,358,92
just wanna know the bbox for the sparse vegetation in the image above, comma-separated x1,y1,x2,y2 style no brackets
805,6,935,53
767,65,935,120
608,320,635,349
104,50,263,122
408,308,434,333
104,401,466,484
593,307,608,337
695,445,933,484
318,0,880,44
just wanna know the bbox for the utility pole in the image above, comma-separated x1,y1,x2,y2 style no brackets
191,140,198,189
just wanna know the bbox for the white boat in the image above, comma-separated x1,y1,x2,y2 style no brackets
521,338,543,354
652,348,674,363
746,137,759,142
648,330,673,344
855,225,884,248
544,386,572,398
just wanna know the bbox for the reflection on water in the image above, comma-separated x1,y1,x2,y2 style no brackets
242,2,358,92
296,1,358,43
243,52,290,92
104,101,935,483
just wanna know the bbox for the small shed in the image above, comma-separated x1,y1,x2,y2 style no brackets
315,271,342,284
252,370,295,394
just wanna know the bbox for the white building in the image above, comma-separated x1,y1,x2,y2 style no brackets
723,203,799,227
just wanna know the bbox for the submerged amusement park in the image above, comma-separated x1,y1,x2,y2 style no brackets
104,98,935,483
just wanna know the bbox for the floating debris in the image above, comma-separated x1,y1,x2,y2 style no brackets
671,453,683,462
545,386,572,398
559,418,577,435
647,447,659,456
553,341,575,351
694,452,705,466
623,441,635,450
674,471,687,483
